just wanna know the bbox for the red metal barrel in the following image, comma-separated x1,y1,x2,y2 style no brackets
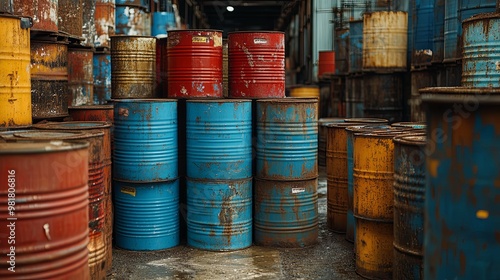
68,105,114,123
228,31,285,98
156,37,168,97
318,51,336,78
13,0,58,32
94,0,115,48
167,29,223,98
68,46,94,106
58,0,83,37
0,141,90,279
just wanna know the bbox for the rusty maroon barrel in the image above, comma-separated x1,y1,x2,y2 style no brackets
94,0,115,48
68,46,94,106
0,141,90,279
228,31,285,98
167,29,223,98
318,118,345,167
6,130,107,280
58,0,83,37
111,36,157,99
318,51,336,78
30,40,69,120
69,105,114,123
13,0,58,31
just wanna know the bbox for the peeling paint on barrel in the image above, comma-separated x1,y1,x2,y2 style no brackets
13,0,58,31
95,0,115,48
187,178,252,251
68,47,94,106
421,87,500,280
58,0,83,37
93,51,112,104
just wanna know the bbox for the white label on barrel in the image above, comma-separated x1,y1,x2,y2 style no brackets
254,38,268,44
292,188,305,194
121,186,136,197
192,36,209,43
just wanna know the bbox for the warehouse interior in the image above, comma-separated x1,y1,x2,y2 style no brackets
1,0,500,279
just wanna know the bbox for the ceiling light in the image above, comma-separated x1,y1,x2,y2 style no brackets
226,5,234,12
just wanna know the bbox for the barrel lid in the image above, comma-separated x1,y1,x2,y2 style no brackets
326,122,366,129
68,105,113,110
228,30,285,35
463,12,500,24
112,99,177,104
393,134,426,146
420,87,500,104
34,121,112,130
168,29,223,33
0,141,89,154
391,122,426,129
12,130,103,140
354,127,415,138
187,99,251,103
345,124,390,133
257,98,319,103
110,35,157,39
319,118,345,126
344,118,389,123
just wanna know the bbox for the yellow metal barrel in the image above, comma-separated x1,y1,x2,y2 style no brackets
0,15,31,128
290,85,320,98
353,129,412,279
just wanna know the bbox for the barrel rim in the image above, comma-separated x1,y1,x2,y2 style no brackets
420,87,500,104
112,177,179,184
186,177,253,183
167,29,223,34
186,99,251,104
13,130,104,140
256,98,318,103
354,129,415,138
0,141,90,154
68,105,113,110
363,10,408,16
462,11,500,24
326,122,365,128
345,124,390,133
68,45,94,51
31,38,69,45
318,50,335,54
0,13,28,21
228,30,285,35
33,121,113,130
344,118,389,123
391,122,426,128
393,133,426,146
112,99,178,103
110,35,158,39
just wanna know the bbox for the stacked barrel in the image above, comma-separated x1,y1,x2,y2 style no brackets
115,0,150,36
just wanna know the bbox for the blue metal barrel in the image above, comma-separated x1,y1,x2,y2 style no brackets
256,98,318,180
152,12,175,37
462,13,500,87
113,179,179,250
348,20,363,74
393,134,426,280
93,51,111,105
254,178,318,247
186,100,252,180
187,178,252,251
115,0,148,10
432,0,446,63
115,5,150,36
421,87,500,279
113,99,177,182
412,0,435,66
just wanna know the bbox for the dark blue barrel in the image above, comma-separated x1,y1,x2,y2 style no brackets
93,51,111,105
187,178,252,251
432,0,445,63
393,134,426,280
348,20,363,74
254,178,318,247
113,99,177,181
412,0,435,66
256,98,318,180
443,0,459,62
462,13,500,87
186,100,252,180
152,12,175,37
113,179,179,250
421,87,500,279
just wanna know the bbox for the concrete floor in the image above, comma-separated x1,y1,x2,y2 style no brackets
108,167,363,280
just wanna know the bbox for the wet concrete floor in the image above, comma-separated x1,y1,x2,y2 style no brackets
108,167,363,280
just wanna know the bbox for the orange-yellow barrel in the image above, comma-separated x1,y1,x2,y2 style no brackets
0,15,31,128
289,85,320,98
353,129,411,279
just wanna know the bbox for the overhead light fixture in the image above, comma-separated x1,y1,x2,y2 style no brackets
226,5,234,12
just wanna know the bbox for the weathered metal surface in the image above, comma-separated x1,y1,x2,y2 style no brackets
156,37,167,97
348,20,363,73
223,39,228,98
462,13,500,87
186,100,251,180
363,73,403,123
410,68,435,122
420,87,500,280
69,104,114,123
330,75,346,117
318,118,345,167
93,51,111,104
392,122,426,130
0,15,31,128
363,11,408,71
254,178,319,247
346,74,364,118
0,141,90,279
432,0,446,63
187,178,252,251
318,51,335,78
345,121,389,243
13,0,58,31
94,0,115,48
115,0,147,9
318,80,331,117
411,0,435,66
256,99,318,180
289,85,320,98
111,36,156,99
393,134,426,280
335,28,349,75
0,0,13,13
113,99,178,181
82,0,96,47
228,31,285,98
30,40,69,119
353,129,413,279
115,5,150,36
58,0,83,37
152,11,175,37
167,29,222,98
113,179,180,250
68,47,94,106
